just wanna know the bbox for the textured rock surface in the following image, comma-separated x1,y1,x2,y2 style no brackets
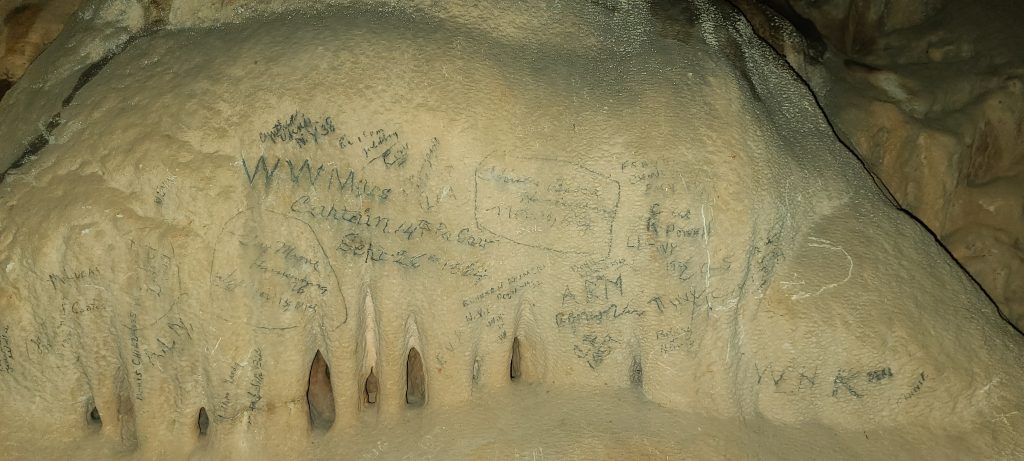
0,0,83,98
732,0,1024,330
0,0,1022,459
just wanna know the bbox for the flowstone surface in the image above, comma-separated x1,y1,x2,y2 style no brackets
0,1,1022,459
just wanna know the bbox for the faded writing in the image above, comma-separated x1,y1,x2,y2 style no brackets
291,195,496,250
47,266,101,292
475,156,619,255
248,348,264,413
574,333,621,369
128,312,144,401
463,265,545,307
555,303,644,332
0,326,13,373
243,155,391,202
337,233,489,283
259,112,336,147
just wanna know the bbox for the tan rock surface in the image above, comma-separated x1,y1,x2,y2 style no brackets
731,0,1024,331
0,1,1022,459
0,0,84,97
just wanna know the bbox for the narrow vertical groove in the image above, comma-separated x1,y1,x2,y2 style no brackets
361,291,381,408
307,350,336,430
509,303,547,381
364,367,379,404
628,332,646,395
197,407,209,436
630,356,644,388
406,347,426,406
472,357,481,386
510,337,522,381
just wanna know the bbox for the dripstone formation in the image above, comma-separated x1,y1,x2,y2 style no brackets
0,1,1021,459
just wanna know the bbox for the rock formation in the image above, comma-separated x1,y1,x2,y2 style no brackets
0,1,1021,459
731,0,1024,330
0,0,83,99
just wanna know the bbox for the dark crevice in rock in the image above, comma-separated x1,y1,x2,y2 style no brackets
730,0,1022,337
726,0,902,208
895,207,1024,337
197,407,209,436
630,356,643,388
87,406,102,427
8,113,62,170
61,52,118,109
405,347,426,406
306,350,336,431
60,28,158,110
0,27,160,184
751,0,826,57
0,79,12,102
364,367,378,404
509,336,522,381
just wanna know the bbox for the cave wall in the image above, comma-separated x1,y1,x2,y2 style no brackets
0,0,1022,459
4,1,1021,332
732,0,1024,329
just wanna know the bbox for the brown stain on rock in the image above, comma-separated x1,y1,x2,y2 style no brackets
406,347,426,406
306,350,336,430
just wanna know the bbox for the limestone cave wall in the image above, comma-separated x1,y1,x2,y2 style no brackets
0,1,1022,459
731,0,1024,329
3,0,1021,331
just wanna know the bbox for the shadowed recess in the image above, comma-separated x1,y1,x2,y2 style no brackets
630,356,643,388
197,407,209,436
510,337,522,380
406,347,426,406
364,367,379,404
307,350,336,430
87,406,101,428
0,79,12,102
